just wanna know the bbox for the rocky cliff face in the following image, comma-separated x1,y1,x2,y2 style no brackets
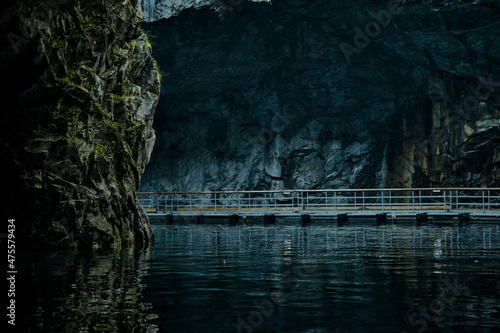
139,0,500,192
138,0,270,22
1,0,160,248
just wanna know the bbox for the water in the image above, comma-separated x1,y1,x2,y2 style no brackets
18,224,500,332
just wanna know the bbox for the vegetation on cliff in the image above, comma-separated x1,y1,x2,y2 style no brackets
1,0,161,249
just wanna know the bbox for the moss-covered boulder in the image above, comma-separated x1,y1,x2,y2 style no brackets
1,0,161,249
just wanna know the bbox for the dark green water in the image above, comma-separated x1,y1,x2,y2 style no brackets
17,224,500,332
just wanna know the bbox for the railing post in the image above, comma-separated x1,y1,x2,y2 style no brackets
155,193,159,213
381,190,384,212
455,190,457,211
362,191,365,211
443,190,446,212
449,190,452,212
412,190,415,212
214,193,217,213
265,192,267,212
483,190,485,212
488,190,491,211
306,191,309,211
354,191,357,212
389,191,392,211
449,191,452,213
419,190,421,210
334,191,337,211
325,192,328,213
189,194,192,213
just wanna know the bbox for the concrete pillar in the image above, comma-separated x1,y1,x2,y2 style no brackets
337,213,348,226
301,214,311,226
264,214,276,225
416,213,428,225
376,213,387,226
229,214,239,226
165,213,173,225
458,213,470,227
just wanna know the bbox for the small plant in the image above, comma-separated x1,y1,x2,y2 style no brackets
138,27,156,49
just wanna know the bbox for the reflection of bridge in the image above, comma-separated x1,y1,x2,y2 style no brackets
137,188,500,224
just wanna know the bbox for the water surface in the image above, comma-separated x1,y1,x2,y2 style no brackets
19,223,500,332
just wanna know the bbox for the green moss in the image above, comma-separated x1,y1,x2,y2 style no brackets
130,119,145,128
113,94,126,106
105,119,124,132
94,143,111,161
94,103,109,118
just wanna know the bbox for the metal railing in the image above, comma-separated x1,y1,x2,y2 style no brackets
137,188,500,216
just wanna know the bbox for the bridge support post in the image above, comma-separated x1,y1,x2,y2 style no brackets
337,213,348,226
416,213,428,225
376,213,387,226
196,215,205,224
229,214,239,226
458,213,470,227
264,214,275,225
301,214,311,226
165,213,173,225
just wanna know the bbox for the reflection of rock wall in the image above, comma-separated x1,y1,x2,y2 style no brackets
1,1,160,248
140,0,500,191
20,247,155,332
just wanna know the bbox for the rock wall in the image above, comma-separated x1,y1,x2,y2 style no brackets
1,0,161,249
139,0,500,192
138,0,270,22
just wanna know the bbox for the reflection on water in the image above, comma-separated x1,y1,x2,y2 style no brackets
20,224,500,332
143,224,500,333
19,247,158,332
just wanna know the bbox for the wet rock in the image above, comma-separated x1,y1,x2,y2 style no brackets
140,0,499,191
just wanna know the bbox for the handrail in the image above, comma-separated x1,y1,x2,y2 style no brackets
137,188,500,216
137,187,500,195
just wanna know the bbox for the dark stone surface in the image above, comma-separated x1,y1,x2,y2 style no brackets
141,0,500,191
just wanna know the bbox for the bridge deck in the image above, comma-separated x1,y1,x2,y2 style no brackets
138,188,500,222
